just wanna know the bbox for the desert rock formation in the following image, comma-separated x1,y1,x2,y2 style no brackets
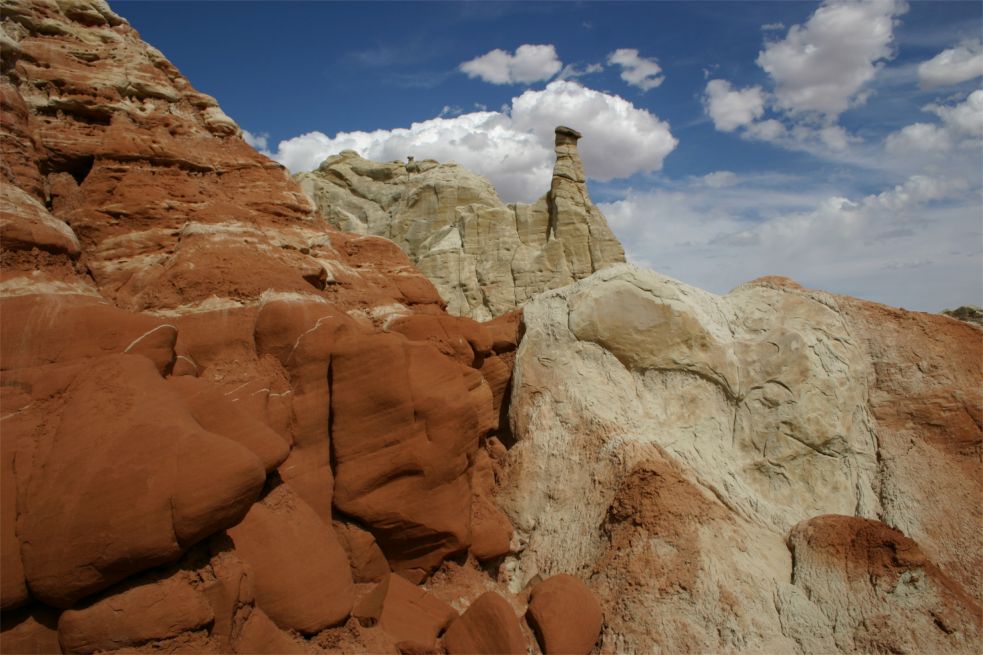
1,1,980,654
296,126,625,321
501,264,982,653
0,1,535,652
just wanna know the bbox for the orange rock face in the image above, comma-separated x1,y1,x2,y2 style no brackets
0,0,515,650
441,591,528,655
837,298,983,602
526,574,603,655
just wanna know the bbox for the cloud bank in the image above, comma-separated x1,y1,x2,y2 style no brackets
266,81,677,202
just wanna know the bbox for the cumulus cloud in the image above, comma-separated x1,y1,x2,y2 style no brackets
703,80,766,132
756,0,908,117
607,49,665,91
918,40,983,89
886,90,983,156
598,171,980,311
242,129,269,152
459,44,563,85
761,22,785,31
267,80,677,203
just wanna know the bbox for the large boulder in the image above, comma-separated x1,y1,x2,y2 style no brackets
57,573,214,654
526,574,603,655
500,264,981,652
329,330,493,580
352,572,457,646
16,354,265,608
441,591,527,655
226,485,354,635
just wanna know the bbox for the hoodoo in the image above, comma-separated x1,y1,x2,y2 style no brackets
297,125,625,320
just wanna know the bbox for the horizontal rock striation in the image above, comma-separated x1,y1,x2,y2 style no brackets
296,126,625,321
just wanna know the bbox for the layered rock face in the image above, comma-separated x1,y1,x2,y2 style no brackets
2,2,980,654
0,1,535,652
296,126,625,321
501,265,982,653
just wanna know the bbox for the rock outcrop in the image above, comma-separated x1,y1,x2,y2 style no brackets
500,264,982,653
1,2,980,654
0,1,521,652
296,126,625,321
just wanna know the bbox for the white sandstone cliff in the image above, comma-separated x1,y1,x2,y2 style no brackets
296,126,625,321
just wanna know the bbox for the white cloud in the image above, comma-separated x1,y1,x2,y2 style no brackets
703,80,766,132
885,122,951,154
268,81,677,203
598,172,980,311
459,44,562,85
886,90,983,157
556,62,604,81
761,22,785,32
607,49,665,91
743,118,786,141
756,0,908,117
699,171,738,188
242,129,269,152
925,89,983,137
918,40,983,89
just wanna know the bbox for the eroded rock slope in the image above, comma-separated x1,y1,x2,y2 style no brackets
0,2,564,652
296,126,625,321
500,265,982,653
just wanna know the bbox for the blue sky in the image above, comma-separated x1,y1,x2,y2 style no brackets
116,0,982,312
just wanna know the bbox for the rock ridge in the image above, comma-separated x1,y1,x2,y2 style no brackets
296,126,625,321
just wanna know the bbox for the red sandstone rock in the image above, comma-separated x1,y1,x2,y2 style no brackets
441,591,527,655
788,515,982,652
330,331,486,580
0,184,80,256
0,606,61,655
484,309,523,354
0,293,177,374
469,450,513,562
254,299,352,521
233,607,306,655
166,375,289,473
226,484,353,634
333,521,391,583
57,573,214,654
352,572,457,645
17,354,265,608
838,298,983,602
526,574,603,655
0,0,505,647
199,545,255,654
0,389,27,610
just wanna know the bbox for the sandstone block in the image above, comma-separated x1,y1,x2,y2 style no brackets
526,574,603,655
441,591,527,655
57,574,213,654
227,485,353,634
352,573,457,645
18,355,265,607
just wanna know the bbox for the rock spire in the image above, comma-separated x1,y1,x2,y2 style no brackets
297,126,626,321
